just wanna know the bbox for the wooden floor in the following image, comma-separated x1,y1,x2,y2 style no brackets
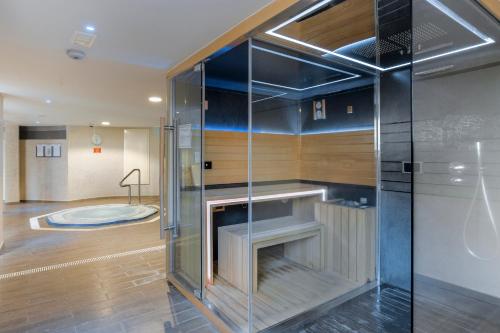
0,198,218,333
206,248,362,332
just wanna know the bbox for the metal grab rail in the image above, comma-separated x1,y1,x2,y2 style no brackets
120,168,141,204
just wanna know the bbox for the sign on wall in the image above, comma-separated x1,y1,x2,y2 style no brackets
36,144,62,158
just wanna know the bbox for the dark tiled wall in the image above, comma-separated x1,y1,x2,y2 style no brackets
376,0,413,292
204,85,375,135
300,86,374,134
379,69,412,291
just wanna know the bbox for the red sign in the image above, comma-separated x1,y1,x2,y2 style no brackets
93,147,102,153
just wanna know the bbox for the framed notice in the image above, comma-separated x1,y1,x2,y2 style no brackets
36,144,62,158
52,144,62,157
36,144,45,157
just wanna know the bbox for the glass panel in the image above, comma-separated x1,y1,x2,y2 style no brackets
250,16,379,328
169,67,203,295
202,41,250,331
412,0,500,331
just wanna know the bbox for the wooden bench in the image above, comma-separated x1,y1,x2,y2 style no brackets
218,217,324,293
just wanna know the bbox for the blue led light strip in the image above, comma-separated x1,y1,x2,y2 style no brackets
253,92,288,103
266,0,495,72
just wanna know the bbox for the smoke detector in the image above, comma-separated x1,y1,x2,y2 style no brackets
71,31,96,48
66,48,86,60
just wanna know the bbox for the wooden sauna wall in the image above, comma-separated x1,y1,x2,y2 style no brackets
314,201,376,283
204,131,300,185
204,130,375,186
300,131,376,186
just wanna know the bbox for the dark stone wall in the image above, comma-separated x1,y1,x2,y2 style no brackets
377,0,413,292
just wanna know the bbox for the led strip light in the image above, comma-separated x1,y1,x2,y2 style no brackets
253,92,288,103
252,45,360,91
266,0,495,72
205,188,327,284
252,86,288,103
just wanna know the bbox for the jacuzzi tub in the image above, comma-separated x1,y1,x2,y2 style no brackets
47,204,158,227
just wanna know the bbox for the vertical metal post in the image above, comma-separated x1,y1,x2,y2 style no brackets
200,61,206,300
247,38,253,333
160,117,166,239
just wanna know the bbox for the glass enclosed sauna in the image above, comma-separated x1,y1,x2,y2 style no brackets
161,0,499,332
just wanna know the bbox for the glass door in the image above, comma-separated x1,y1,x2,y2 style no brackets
412,0,500,331
163,64,204,298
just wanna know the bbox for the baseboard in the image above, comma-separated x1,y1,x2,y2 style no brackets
415,273,500,307
4,201,21,205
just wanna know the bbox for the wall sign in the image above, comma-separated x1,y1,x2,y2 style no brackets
36,144,62,157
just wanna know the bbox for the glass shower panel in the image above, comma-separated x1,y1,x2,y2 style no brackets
250,33,379,331
412,0,500,331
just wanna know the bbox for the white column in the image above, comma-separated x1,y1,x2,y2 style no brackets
3,123,20,203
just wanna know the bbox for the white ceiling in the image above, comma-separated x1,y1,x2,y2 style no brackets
0,0,273,127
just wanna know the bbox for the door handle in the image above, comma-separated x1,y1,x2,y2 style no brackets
160,117,178,239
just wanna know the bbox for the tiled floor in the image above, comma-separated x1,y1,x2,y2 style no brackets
265,285,411,333
0,198,218,333
4,199,500,332
265,281,500,333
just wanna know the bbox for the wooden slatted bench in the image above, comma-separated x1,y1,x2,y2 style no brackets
218,217,324,293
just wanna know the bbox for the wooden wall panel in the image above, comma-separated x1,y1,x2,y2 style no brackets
315,202,376,283
265,0,374,53
204,131,300,185
300,131,376,186
479,0,500,20
203,130,375,186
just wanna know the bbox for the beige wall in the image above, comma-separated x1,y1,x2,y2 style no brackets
3,123,20,203
19,126,159,201
67,126,159,200
20,139,69,201
67,127,126,200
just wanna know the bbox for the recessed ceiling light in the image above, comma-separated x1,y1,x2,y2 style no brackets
45,99,52,104
85,25,96,32
36,121,41,124
149,96,162,103
101,121,110,126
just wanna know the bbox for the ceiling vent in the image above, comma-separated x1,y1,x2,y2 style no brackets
71,31,96,48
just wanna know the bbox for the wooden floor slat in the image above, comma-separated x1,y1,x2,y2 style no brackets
206,250,362,331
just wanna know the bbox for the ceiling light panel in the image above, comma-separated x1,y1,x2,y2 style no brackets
148,96,162,103
71,31,96,48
